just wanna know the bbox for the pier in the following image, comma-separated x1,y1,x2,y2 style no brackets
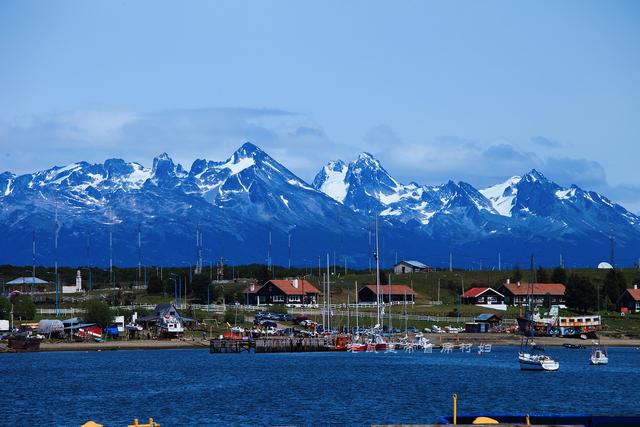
209,337,331,354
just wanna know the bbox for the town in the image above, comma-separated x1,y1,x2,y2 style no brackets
2,259,639,353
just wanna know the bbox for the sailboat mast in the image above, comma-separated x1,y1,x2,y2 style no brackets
355,280,359,332
326,252,330,332
375,216,381,326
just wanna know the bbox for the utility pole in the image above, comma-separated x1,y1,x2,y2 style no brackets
560,253,564,269
449,252,453,272
498,253,501,271
31,231,35,296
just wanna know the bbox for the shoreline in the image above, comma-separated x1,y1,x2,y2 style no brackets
17,333,639,353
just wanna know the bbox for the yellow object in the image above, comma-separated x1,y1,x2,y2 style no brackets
472,416,499,424
452,393,457,425
526,414,531,425
128,418,160,427
81,422,103,427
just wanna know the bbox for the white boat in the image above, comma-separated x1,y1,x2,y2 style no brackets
519,338,559,371
590,347,608,365
518,351,560,371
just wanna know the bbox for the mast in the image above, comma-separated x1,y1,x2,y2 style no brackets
138,223,142,285
355,280,359,332
54,203,59,315
375,215,381,327
326,252,331,332
31,231,35,296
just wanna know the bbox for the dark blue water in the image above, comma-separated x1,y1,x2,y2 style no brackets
1,346,639,426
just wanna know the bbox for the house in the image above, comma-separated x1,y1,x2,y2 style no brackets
498,280,566,307
465,314,502,333
393,260,429,274
358,284,416,304
617,285,640,313
244,279,320,305
461,287,505,305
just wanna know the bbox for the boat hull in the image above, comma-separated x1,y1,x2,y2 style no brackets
519,354,559,371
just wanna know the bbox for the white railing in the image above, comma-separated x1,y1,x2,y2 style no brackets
37,308,85,315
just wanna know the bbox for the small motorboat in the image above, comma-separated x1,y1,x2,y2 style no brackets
590,346,608,365
563,343,586,349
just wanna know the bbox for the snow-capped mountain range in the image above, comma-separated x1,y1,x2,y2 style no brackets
1,142,638,268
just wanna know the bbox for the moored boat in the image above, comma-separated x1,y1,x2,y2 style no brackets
590,346,608,365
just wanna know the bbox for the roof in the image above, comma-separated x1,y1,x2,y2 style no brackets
6,276,48,285
396,260,428,269
362,284,416,296
264,279,320,295
501,282,566,296
462,287,504,298
623,288,640,301
475,313,502,322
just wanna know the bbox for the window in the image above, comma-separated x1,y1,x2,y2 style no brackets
272,295,284,302
487,296,497,303
478,297,485,303
288,295,301,302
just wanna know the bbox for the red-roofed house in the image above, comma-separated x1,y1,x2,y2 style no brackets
244,279,320,305
461,287,505,306
358,284,416,304
498,280,566,307
617,286,640,313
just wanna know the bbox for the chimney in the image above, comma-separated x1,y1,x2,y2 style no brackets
517,281,520,287
292,279,299,289
250,283,255,292
506,278,510,285
635,284,638,290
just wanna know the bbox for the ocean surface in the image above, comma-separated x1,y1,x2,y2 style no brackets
1,345,639,426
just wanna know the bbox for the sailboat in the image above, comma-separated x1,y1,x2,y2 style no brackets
518,339,559,371
518,263,559,371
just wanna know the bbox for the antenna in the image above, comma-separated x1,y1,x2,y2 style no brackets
449,252,452,272
609,235,615,268
560,252,564,269
498,252,501,271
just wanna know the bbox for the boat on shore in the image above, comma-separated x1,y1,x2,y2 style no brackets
7,333,41,352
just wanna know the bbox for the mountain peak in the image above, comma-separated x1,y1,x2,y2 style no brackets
524,169,547,182
236,142,264,158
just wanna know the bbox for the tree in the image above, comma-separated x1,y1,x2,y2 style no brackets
0,296,11,319
147,276,165,295
536,266,549,283
190,274,211,303
83,300,114,329
603,269,626,307
566,274,596,313
512,266,523,283
12,295,36,320
550,267,567,285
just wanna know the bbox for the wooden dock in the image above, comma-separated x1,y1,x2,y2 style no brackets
210,337,331,354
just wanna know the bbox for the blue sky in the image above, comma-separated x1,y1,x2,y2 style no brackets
1,1,639,211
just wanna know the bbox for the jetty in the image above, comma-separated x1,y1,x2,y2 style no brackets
209,337,331,353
